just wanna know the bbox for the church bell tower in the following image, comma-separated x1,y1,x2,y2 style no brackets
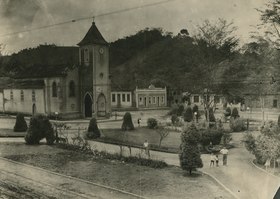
78,20,111,118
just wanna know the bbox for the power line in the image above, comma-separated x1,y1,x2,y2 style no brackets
0,0,177,38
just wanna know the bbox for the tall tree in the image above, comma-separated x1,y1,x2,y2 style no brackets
192,19,239,126
258,0,280,49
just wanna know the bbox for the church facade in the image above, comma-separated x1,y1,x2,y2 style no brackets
0,22,111,118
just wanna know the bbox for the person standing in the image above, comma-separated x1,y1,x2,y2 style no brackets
143,140,150,158
210,153,215,167
137,118,142,127
220,147,229,166
215,154,219,167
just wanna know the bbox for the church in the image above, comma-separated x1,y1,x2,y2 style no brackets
0,21,111,119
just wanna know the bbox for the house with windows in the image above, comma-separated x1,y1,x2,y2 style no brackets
0,21,111,118
135,85,167,109
111,91,133,109
244,93,280,109
188,92,225,109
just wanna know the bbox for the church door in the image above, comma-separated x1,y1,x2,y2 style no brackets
97,94,106,117
84,93,92,118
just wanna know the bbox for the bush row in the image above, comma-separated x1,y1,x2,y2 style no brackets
57,143,167,169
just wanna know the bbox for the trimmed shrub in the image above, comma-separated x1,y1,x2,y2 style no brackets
183,107,193,122
171,114,179,125
121,112,134,130
231,107,239,119
243,133,256,155
44,119,55,145
229,117,246,132
25,115,55,145
192,105,198,113
147,118,158,129
177,104,185,116
224,107,231,117
168,104,179,115
205,108,216,128
220,131,232,147
57,143,168,168
14,113,28,132
87,118,101,139
179,124,203,175
200,128,224,146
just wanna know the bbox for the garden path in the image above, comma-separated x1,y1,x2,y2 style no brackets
87,133,280,199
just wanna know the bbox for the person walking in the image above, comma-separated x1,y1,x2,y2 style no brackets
220,147,229,166
137,118,142,127
210,153,215,167
143,140,150,158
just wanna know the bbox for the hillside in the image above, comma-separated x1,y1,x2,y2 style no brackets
1,28,280,99
109,33,211,91
109,30,280,98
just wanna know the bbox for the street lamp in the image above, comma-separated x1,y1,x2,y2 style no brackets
246,107,250,130
55,112,59,143
194,111,198,123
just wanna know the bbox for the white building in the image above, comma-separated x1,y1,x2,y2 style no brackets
111,91,133,108
135,85,167,109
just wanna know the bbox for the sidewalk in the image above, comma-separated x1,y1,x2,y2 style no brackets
0,157,142,199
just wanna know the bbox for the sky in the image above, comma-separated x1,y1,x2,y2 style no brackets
0,0,269,54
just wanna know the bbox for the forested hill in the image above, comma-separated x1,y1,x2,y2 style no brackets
109,28,280,96
1,27,280,97
109,33,199,90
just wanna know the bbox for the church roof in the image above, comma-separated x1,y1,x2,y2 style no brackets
78,22,108,46
7,45,79,78
6,79,45,89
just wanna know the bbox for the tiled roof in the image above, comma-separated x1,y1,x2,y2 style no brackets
2,78,45,90
10,45,79,78
78,22,108,46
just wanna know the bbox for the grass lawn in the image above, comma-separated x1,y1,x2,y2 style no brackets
100,127,181,152
2,143,233,199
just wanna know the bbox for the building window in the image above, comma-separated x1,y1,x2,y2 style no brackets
153,97,156,104
149,97,151,104
204,95,210,102
127,94,130,102
52,82,57,97
84,48,89,62
162,96,164,103
20,90,24,101
69,81,75,97
194,96,199,103
112,94,116,102
139,97,142,102
99,73,104,79
214,96,220,103
122,94,125,102
273,99,278,108
10,90,13,100
117,94,120,102
32,90,36,102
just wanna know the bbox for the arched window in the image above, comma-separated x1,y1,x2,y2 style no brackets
69,81,75,97
20,90,24,101
32,90,36,102
52,82,57,97
10,90,13,100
